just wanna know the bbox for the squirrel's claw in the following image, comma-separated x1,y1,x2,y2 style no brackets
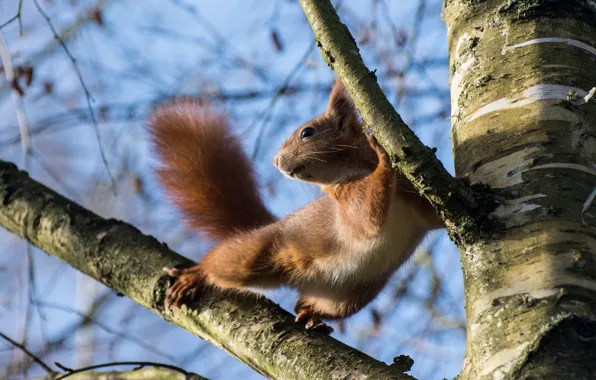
295,310,334,334
305,319,334,334
295,310,311,324
163,266,205,310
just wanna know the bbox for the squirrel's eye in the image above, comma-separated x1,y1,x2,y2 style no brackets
300,127,316,139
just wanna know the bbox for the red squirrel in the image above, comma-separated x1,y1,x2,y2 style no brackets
149,80,444,332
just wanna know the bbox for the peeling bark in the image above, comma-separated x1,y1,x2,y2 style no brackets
0,160,412,380
444,0,596,378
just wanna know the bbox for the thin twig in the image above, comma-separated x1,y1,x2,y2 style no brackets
250,1,344,158
250,42,315,159
36,301,180,362
54,361,195,380
169,0,270,84
383,0,426,108
0,15,18,30
0,332,55,375
0,0,23,31
31,0,117,194
13,291,112,376
17,0,24,35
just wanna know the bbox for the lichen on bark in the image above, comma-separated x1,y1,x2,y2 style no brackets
444,0,596,378
298,0,496,248
0,160,413,380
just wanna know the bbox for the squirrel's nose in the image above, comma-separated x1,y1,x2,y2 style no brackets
273,156,279,168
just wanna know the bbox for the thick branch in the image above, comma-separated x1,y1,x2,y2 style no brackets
0,160,412,380
298,0,493,245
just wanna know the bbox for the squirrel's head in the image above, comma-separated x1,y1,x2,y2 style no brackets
273,79,377,186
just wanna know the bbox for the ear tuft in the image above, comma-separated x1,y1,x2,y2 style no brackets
326,79,357,131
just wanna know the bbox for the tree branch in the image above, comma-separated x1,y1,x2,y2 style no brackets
0,332,55,376
52,361,206,380
298,0,494,245
33,366,206,380
0,160,413,380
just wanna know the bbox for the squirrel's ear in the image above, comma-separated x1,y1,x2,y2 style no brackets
326,79,357,132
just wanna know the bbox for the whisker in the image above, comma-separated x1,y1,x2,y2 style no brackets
292,151,328,162
295,152,321,158
333,144,360,150
294,153,324,161
299,149,341,156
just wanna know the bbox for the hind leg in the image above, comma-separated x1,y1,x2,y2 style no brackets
294,293,379,334
294,279,387,333
294,297,335,333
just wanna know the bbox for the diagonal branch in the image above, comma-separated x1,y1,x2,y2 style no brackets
0,332,55,375
0,160,413,380
298,0,495,246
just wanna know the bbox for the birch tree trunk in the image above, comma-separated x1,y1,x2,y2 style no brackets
444,1,596,378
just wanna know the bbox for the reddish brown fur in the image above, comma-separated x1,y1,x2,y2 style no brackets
149,99,275,241
152,81,445,332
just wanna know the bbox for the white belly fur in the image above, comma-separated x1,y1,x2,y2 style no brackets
307,194,428,294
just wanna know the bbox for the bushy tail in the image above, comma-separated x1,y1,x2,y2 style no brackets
149,98,275,241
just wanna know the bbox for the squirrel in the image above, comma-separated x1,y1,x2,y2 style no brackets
149,80,445,332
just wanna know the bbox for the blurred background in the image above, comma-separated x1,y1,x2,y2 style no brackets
0,0,464,379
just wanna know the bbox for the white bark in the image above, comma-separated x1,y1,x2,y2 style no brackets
444,0,596,378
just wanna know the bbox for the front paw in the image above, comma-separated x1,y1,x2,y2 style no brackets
365,133,391,167
163,266,205,310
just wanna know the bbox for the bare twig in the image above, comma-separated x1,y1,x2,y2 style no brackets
17,0,24,34
54,360,207,380
14,291,112,376
169,0,270,84
0,0,23,32
31,0,117,194
386,0,427,108
0,15,18,30
36,301,179,362
0,84,448,149
250,42,315,159
0,332,55,375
